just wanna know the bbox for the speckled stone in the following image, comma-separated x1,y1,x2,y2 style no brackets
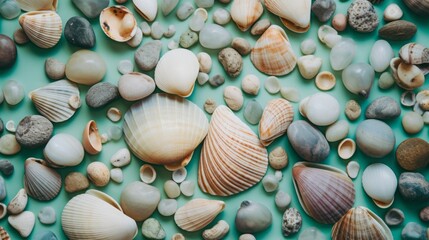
64,172,89,193
365,96,401,120
179,30,198,48
218,48,243,77
282,208,302,237
15,115,53,149
347,0,379,32
85,82,119,108
311,0,336,22
64,16,95,48
134,40,162,71
399,172,429,201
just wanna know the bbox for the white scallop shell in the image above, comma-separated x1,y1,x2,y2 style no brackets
230,0,263,31
362,163,397,208
19,11,62,48
16,0,57,11
24,158,61,201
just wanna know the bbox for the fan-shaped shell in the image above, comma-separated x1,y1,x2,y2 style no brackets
259,98,294,146
250,25,297,76
29,80,81,123
230,0,263,31
332,206,393,240
16,0,57,11
198,105,268,196
62,190,138,240
24,158,61,201
99,6,137,42
19,11,62,48
402,0,429,15
399,43,429,65
174,198,225,232
292,162,355,224
264,0,311,33
123,93,209,171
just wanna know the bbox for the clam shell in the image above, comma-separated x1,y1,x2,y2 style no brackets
100,6,137,42
292,162,355,224
198,105,268,196
133,0,157,22
29,80,81,123
399,43,429,65
24,158,61,201
16,0,57,11
337,138,356,160
251,25,297,76
362,163,397,208
140,164,156,184
123,93,209,170
402,0,429,15
230,0,263,31
332,206,393,240
19,11,62,48
258,98,294,146
44,133,85,168
264,0,311,33
174,198,225,232
82,120,102,155
62,190,138,240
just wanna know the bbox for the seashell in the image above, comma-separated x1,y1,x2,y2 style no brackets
297,55,322,80
203,220,230,240
154,49,199,97
318,25,341,48
342,63,375,98
346,161,360,179
44,133,85,168
402,0,429,15
356,119,395,158
337,138,356,160
315,71,336,91
251,25,297,76
378,20,417,41
107,107,122,122
331,206,393,240
29,80,81,123
400,91,416,107
264,0,311,33
100,6,137,42
16,0,57,11
123,93,209,170
362,163,397,208
0,203,6,220
174,198,225,232
24,158,61,201
399,43,429,65
19,11,62,48
330,38,356,71
416,89,429,110
299,93,340,126
0,227,10,239
397,62,425,90
235,201,272,233
82,120,102,155
292,162,355,224
198,106,268,196
385,208,405,226
62,190,138,240
172,168,187,183
120,181,160,221
230,0,263,31
133,0,157,22
258,98,294,146
140,164,156,184
87,162,110,187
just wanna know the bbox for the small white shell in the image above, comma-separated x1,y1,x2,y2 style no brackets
172,168,187,183
338,138,356,160
315,71,336,91
362,163,397,208
140,164,156,184
180,180,195,197
264,76,281,94
346,161,360,179
107,107,122,122
44,133,84,168
110,148,131,167
5,120,15,133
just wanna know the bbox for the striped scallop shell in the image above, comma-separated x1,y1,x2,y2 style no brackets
292,162,355,224
19,11,62,48
29,80,81,123
230,0,263,31
16,0,57,11
198,105,268,196
24,158,61,201
332,206,393,240
174,198,225,232
259,98,294,146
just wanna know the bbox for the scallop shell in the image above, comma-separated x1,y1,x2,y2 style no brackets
174,198,225,232
292,162,355,224
123,93,209,171
230,0,263,31
16,0,57,11
0,227,10,240
24,158,61,201
264,0,311,33
133,0,157,22
338,138,356,160
332,206,393,240
399,43,429,65
402,0,429,15
198,105,268,196
251,25,297,76
19,11,62,48
82,120,102,155
258,98,294,146
29,80,81,123
100,6,137,42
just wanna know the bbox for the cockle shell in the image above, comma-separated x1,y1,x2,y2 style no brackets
402,0,429,15
251,25,297,76
258,98,294,146
24,158,61,201
29,80,81,123
44,133,85,168
62,190,138,240
19,11,62,48
16,0,57,11
82,120,102,155
362,163,397,208
230,0,263,31
332,206,393,240
198,105,268,196
133,0,157,22
174,198,225,232
264,0,311,33
99,6,137,42
123,93,209,170
292,162,355,224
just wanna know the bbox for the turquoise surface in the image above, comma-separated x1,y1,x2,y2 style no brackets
1,0,428,239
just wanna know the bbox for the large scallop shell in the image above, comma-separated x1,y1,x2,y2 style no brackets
16,0,57,11
24,158,61,201
292,162,355,224
198,105,268,196
62,189,138,240
230,0,263,31
123,93,209,171
174,198,225,232
331,206,393,240
29,80,81,123
250,25,297,76
99,6,137,42
258,98,294,146
263,0,311,33
19,11,62,48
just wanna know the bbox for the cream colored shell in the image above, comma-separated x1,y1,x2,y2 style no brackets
264,0,311,33
133,0,157,22
230,0,263,31
19,11,62,48
259,98,294,146
17,0,57,11
100,6,137,42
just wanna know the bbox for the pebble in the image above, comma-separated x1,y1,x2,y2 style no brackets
8,188,27,215
204,98,217,114
15,115,53,149
209,74,225,87
167,40,179,50
110,168,124,183
87,162,110,187
401,222,427,240
241,74,260,95
142,218,166,240
280,87,300,102
384,3,403,21
378,72,395,89
264,76,281,94
347,0,379,33
8,211,35,238
13,28,29,45
275,190,291,211
251,19,271,35
176,2,194,20
346,161,360,179
224,86,243,111
244,99,263,125
64,172,89,193
365,96,401,120
151,22,165,40
300,39,317,55
135,40,162,71
0,0,20,20
0,134,21,155
298,227,326,240
269,147,288,170
0,34,17,69
332,14,347,32
65,50,106,85
384,208,404,226
72,0,109,18
64,16,95,48
325,120,349,142
420,206,429,222
38,206,56,225
127,27,143,48
179,29,199,48
180,180,195,197
282,208,302,237
345,100,361,121
0,160,13,176
117,60,134,75
118,72,155,101
33,230,58,240
3,80,24,105
164,25,176,38
262,174,279,192
399,172,429,201
396,138,429,171
0,118,3,134
195,0,214,8
157,199,178,216
189,9,207,32
164,180,180,198
275,171,283,181
5,120,15,133
311,0,336,22
369,40,394,73
378,20,417,41
44,58,65,80
161,0,179,16
218,47,243,77
108,125,123,141
140,22,151,36
231,37,252,56
197,52,212,73
330,38,356,71
239,234,256,240
0,176,5,201
402,112,424,134
199,24,232,49
197,72,209,85
213,8,231,25
85,82,119,108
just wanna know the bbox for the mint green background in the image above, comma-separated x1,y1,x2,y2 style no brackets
0,0,428,239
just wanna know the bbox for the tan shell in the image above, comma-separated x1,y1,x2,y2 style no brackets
82,120,102,155
19,11,62,48
17,0,57,11
140,164,156,184
338,138,356,160
174,198,225,232
315,71,336,91
230,0,263,31
264,0,311,33
390,58,425,90
0,227,10,240
133,0,157,22
399,43,429,65
402,0,429,15
198,105,268,196
251,25,297,76
24,158,61,201
259,98,294,146
100,6,137,42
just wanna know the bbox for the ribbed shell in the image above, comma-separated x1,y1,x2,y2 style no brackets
16,0,57,11
292,162,355,224
133,0,158,22
62,190,138,240
123,93,209,170
230,0,263,31
250,25,297,76
264,0,311,33
174,198,225,232
29,80,80,123
198,105,268,196
0,227,10,240
332,206,393,240
399,43,429,65
259,98,294,146
402,0,429,15
19,11,62,48
24,158,61,201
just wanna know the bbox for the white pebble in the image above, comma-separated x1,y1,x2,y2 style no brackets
197,72,209,85
262,174,279,192
151,21,165,40
402,111,424,134
197,52,212,73
264,76,281,94
3,80,24,106
117,60,134,75
101,133,110,143
110,148,131,167
157,199,178,216
384,3,403,22
110,168,124,183
241,74,260,95
300,39,317,55
38,206,56,225
172,168,187,183
6,120,15,133
164,25,176,38
168,40,179,50
164,180,180,198
274,170,283,181
275,190,291,211
140,21,151,36
213,8,230,25
108,126,123,141
280,87,300,102
126,27,143,48
180,180,195,197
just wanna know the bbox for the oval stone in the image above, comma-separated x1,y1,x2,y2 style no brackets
365,96,401,120
0,34,17,69
369,40,394,73
85,82,119,108
398,172,429,201
356,119,395,158
64,16,96,49
65,50,106,85
199,24,232,49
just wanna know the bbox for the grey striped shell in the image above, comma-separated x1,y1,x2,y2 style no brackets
24,158,61,201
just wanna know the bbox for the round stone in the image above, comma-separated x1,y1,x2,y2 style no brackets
402,112,424,134
15,115,53,149
347,0,379,32
0,34,17,69
45,58,65,80
65,50,106,85
209,74,225,87
231,37,251,56
282,208,302,237
3,80,24,106
64,16,96,48
38,206,56,225
134,40,162,71
85,82,119,108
